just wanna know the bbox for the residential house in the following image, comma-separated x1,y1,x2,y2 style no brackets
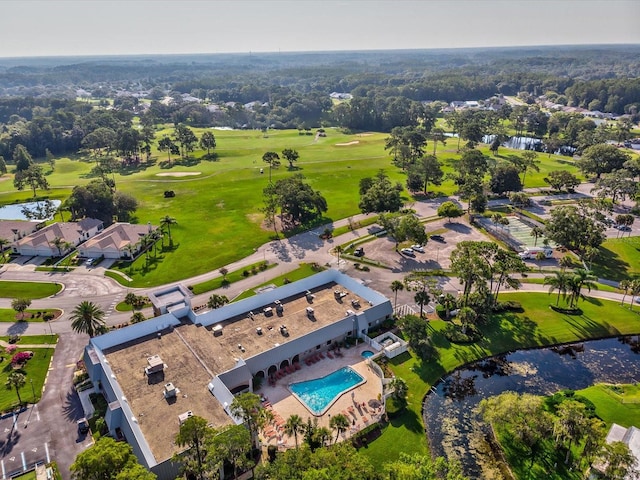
0,220,41,247
77,222,157,260
591,423,640,478
13,218,103,257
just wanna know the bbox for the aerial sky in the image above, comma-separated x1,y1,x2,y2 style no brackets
2,0,639,58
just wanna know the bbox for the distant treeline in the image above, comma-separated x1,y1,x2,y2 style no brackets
1,46,639,159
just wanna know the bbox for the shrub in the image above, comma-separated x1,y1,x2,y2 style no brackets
242,270,250,277
6,345,17,354
283,278,291,284
43,312,54,321
443,323,482,344
8,335,20,344
12,351,33,364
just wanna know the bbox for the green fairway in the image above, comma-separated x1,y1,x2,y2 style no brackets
591,236,640,281
0,128,582,287
360,292,640,465
0,281,62,299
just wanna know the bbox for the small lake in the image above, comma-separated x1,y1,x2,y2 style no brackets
423,337,640,478
0,200,61,221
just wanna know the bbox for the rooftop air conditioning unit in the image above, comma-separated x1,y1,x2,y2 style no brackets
164,382,177,398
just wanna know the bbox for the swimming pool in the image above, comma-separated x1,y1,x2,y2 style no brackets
361,350,374,359
289,367,365,415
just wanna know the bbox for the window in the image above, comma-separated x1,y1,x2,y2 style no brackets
326,340,331,345
315,345,320,350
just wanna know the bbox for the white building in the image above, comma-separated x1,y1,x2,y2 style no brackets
83,270,393,479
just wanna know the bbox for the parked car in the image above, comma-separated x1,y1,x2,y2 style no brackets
400,248,415,257
353,247,365,257
77,418,90,434
411,244,425,253
85,258,95,266
616,225,631,231
430,234,445,242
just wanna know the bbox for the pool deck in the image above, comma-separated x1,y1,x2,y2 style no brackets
258,343,384,448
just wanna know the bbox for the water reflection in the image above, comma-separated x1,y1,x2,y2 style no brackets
423,337,640,478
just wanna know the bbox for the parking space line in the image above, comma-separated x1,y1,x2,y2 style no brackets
44,442,50,463
1,459,5,479
20,451,25,471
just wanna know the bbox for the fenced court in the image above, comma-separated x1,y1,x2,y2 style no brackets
478,215,555,250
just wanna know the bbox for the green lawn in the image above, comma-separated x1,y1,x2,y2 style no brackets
0,345,55,411
359,292,640,466
591,236,640,281
521,277,621,293
579,384,640,429
0,281,62,299
0,335,57,345
0,129,582,287
190,261,277,295
233,263,324,301
0,309,60,323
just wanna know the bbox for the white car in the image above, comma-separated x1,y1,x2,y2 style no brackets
400,248,415,257
411,244,425,253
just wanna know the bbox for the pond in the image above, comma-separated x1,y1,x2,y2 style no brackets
0,200,61,221
423,337,640,478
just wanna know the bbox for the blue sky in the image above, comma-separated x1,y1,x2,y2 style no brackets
2,0,639,58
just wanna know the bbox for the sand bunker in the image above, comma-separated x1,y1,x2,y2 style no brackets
156,172,201,177
335,141,360,146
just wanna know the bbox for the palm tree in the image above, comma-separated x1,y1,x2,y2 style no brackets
559,255,573,271
5,371,26,405
51,236,65,257
335,245,343,265
544,271,571,306
530,227,544,247
568,268,597,308
160,215,177,247
519,150,540,186
390,280,404,312
0,237,8,263
70,301,106,337
629,279,640,312
389,377,408,405
414,289,430,318
329,413,350,444
284,414,303,448
207,294,229,310
130,312,146,323
619,280,631,307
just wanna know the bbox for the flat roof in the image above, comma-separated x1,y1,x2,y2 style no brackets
104,281,370,463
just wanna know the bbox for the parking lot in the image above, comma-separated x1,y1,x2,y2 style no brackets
360,218,492,272
0,406,50,478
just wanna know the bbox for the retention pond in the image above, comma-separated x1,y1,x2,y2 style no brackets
423,337,640,478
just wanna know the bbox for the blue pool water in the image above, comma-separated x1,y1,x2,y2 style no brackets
361,350,374,359
289,367,365,415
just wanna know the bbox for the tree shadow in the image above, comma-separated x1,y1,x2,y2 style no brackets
591,244,631,281
7,322,29,336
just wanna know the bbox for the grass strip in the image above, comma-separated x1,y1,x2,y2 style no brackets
0,281,62,299
233,263,324,301
190,261,277,295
